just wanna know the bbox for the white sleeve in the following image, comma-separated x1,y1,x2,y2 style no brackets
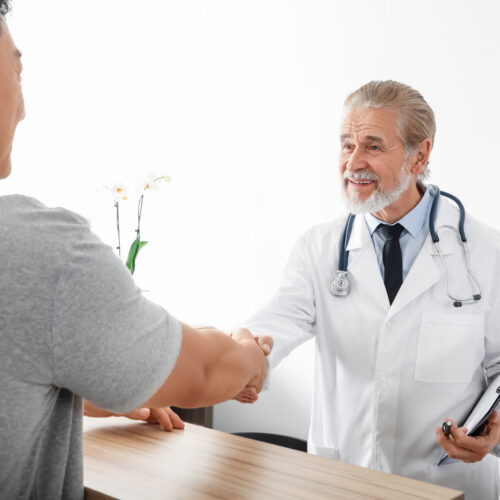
483,295,500,457
241,232,316,372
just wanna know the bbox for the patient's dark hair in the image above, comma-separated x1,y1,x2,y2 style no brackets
0,0,11,16
0,0,11,34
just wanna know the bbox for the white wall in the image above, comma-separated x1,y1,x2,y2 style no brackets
3,1,500,441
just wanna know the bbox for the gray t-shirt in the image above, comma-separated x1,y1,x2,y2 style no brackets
0,195,182,499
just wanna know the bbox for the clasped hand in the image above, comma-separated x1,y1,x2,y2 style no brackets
435,410,500,463
230,327,273,404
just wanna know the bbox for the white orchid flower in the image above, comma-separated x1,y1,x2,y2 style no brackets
108,183,129,203
142,173,171,192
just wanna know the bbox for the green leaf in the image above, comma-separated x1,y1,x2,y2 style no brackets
125,237,149,274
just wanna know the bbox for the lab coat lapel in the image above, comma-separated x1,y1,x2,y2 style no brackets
387,198,458,320
346,215,390,311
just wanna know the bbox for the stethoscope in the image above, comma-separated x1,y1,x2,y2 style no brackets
330,185,482,307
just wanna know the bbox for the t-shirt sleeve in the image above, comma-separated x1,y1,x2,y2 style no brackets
51,216,182,413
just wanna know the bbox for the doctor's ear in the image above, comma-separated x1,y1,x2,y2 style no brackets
409,138,432,176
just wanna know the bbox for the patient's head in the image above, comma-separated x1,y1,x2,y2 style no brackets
0,0,24,179
0,1,10,16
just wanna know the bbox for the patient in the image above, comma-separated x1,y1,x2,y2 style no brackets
0,3,271,499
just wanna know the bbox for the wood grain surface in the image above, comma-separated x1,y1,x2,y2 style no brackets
83,417,463,500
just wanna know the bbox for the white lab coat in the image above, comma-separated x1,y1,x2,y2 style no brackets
244,197,500,499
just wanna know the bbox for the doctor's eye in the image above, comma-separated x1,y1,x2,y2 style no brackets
342,143,354,152
367,144,381,151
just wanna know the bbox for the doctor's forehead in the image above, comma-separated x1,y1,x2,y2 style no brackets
340,106,399,139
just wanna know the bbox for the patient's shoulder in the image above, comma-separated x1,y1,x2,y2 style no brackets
0,194,89,230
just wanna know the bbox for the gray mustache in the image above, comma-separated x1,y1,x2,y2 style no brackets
343,170,379,182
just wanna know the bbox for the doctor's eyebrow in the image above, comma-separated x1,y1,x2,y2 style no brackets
365,135,383,143
340,134,384,144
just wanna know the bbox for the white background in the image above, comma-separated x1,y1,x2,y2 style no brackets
3,1,500,440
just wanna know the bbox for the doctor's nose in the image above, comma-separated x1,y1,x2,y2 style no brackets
344,148,369,172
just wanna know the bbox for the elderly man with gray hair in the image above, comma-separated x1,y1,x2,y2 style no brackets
234,80,500,499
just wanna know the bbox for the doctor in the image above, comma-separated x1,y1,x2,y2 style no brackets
234,80,500,499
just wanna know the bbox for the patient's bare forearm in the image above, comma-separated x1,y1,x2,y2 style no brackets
144,324,266,408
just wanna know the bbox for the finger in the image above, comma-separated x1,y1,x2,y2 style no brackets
124,408,151,421
166,407,185,429
448,422,489,455
231,328,254,342
241,386,258,398
234,387,258,402
151,408,174,431
237,393,258,403
257,336,274,355
435,427,483,462
234,395,258,403
487,410,498,425
449,423,480,449
239,393,258,402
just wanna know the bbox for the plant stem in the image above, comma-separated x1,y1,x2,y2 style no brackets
115,201,122,258
136,194,144,240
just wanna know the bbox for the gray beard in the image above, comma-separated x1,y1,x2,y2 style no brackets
341,166,411,215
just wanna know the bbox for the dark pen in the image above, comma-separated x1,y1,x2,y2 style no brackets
442,420,452,438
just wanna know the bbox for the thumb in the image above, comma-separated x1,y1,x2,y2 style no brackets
125,408,151,420
257,335,273,355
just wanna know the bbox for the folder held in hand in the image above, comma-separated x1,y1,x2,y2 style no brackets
438,373,500,466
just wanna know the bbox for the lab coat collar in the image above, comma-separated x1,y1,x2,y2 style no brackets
345,215,391,310
344,196,460,314
389,197,460,318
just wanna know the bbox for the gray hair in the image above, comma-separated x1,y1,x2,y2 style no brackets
344,80,435,181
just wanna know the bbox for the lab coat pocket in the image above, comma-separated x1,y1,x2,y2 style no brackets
429,455,497,500
414,312,484,384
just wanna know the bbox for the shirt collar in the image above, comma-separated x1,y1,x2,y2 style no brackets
364,184,435,238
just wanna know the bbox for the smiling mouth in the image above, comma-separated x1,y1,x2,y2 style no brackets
348,179,375,185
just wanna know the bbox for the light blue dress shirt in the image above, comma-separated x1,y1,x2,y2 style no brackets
364,185,436,281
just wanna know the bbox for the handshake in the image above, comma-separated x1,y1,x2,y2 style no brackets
213,327,274,404
84,325,274,430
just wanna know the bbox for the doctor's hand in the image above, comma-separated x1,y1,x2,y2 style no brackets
435,411,500,463
230,328,274,403
83,400,185,432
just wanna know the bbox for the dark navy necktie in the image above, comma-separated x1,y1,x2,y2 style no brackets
377,223,404,304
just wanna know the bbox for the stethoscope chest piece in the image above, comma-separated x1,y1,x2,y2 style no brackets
330,271,351,296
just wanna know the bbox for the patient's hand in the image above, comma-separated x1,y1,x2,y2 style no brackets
145,407,185,431
195,327,272,395
84,400,184,432
230,329,273,403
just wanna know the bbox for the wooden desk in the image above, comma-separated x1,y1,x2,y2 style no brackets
83,417,463,500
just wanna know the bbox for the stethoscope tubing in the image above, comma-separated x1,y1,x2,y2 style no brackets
331,185,481,306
